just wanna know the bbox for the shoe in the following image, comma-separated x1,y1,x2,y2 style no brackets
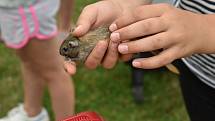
0,104,50,121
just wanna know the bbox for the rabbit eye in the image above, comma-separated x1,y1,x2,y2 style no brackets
68,41,79,48
68,42,74,48
69,41,79,48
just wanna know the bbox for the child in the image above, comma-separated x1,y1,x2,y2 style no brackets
65,0,215,120
0,0,75,121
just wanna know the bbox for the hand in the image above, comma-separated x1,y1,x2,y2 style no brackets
63,0,135,72
71,1,123,69
109,3,215,69
71,0,149,69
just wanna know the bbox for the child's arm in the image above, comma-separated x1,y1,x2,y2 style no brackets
71,0,151,69
110,3,215,69
58,0,74,31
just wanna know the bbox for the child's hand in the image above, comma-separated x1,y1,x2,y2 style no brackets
72,1,123,69
72,0,148,69
110,4,215,69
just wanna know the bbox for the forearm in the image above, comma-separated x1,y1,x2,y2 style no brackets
59,0,74,30
200,14,215,53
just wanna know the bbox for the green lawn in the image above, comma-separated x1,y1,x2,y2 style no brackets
0,0,189,121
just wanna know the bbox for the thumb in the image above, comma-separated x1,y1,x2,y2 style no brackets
64,61,77,75
73,5,98,37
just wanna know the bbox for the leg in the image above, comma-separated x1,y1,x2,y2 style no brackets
20,62,46,117
16,38,75,121
58,0,74,31
175,60,215,121
131,66,144,103
130,52,152,103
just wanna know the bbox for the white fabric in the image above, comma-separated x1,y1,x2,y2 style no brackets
0,104,50,121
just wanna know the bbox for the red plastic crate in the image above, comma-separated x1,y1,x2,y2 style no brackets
61,112,105,121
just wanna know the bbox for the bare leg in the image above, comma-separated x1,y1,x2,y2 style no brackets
58,0,74,31
20,63,45,117
16,38,75,121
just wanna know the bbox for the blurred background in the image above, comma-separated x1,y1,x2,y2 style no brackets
0,0,189,121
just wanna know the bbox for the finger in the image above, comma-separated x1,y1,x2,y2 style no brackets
85,40,108,69
110,17,167,42
132,47,178,69
102,41,119,69
64,61,77,75
110,3,173,31
118,32,171,54
72,5,98,36
119,54,133,62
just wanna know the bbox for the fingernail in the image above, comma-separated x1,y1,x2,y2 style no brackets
110,32,120,42
132,61,141,68
118,44,128,53
109,24,117,32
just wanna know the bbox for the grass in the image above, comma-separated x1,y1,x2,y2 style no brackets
0,0,189,121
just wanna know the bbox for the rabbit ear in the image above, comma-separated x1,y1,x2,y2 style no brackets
69,27,74,33
69,24,77,33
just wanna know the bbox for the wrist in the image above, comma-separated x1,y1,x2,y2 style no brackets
206,14,215,54
106,0,152,13
197,14,215,54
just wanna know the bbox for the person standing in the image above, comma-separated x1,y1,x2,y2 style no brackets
0,0,76,121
